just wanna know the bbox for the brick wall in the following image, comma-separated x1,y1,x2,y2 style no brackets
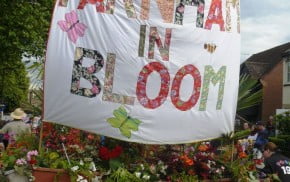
261,61,283,121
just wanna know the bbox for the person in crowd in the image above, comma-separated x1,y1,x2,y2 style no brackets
266,115,275,137
261,142,290,182
254,121,269,151
26,116,33,124
248,124,258,142
0,108,31,147
243,122,250,130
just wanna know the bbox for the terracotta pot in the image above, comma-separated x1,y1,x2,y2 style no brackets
33,167,71,182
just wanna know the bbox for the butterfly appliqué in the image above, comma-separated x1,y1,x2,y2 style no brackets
107,106,141,138
58,10,87,43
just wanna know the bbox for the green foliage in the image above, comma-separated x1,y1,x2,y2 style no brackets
275,112,290,135
270,112,290,157
220,153,258,182
0,0,53,58
109,158,123,170
1,153,17,170
237,74,262,112
232,129,251,141
0,0,53,111
21,89,43,115
170,172,198,182
36,150,69,169
218,130,251,145
106,167,141,182
16,133,39,150
0,61,29,111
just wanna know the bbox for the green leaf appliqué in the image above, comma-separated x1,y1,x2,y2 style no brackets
107,106,141,138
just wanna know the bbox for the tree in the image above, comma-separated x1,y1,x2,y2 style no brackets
0,0,53,112
0,61,29,111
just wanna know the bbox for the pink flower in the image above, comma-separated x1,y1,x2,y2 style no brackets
16,158,27,166
91,85,100,94
27,150,38,161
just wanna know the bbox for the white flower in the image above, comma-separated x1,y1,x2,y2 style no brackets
80,160,84,165
140,164,144,170
89,162,96,172
142,174,150,180
71,166,79,172
160,165,167,175
135,172,141,178
77,175,84,181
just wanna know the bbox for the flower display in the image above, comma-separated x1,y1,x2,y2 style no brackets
0,123,270,181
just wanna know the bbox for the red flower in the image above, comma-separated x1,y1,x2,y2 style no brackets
29,159,37,165
99,145,123,160
99,146,110,160
110,145,123,158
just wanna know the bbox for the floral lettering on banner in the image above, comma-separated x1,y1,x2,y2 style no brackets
63,0,239,112
140,0,174,23
138,25,147,57
171,65,201,111
136,62,170,109
77,0,115,14
204,0,225,31
226,0,240,33
102,53,135,105
124,0,137,18
199,66,226,111
140,0,150,20
71,47,104,98
148,27,172,61
174,0,205,27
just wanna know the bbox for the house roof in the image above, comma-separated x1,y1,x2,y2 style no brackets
243,42,290,79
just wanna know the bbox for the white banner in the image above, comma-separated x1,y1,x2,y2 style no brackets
44,0,240,144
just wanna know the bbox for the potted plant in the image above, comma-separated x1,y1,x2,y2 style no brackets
0,149,36,182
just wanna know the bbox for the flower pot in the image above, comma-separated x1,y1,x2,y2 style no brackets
4,169,29,182
32,167,71,182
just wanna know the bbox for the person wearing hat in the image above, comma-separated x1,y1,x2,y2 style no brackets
0,108,31,146
260,142,290,182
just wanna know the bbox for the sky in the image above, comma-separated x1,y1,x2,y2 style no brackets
240,0,290,62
